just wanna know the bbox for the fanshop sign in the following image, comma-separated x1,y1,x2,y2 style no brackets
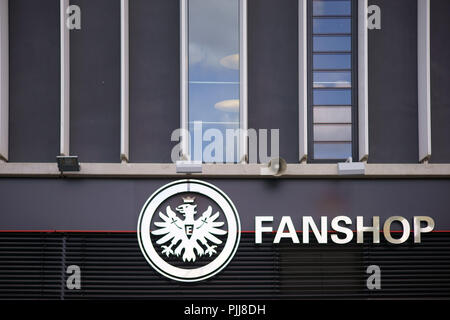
137,180,435,282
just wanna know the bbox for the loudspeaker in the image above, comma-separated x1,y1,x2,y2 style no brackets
260,157,287,176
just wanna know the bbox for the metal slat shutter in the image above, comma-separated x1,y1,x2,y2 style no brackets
0,232,449,299
0,234,62,299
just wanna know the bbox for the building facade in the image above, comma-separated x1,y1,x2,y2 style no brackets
0,0,449,299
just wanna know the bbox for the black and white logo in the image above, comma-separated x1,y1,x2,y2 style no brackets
137,180,241,282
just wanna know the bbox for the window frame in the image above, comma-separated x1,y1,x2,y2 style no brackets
307,0,359,163
179,0,248,164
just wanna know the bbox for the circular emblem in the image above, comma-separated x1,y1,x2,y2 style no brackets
137,179,241,282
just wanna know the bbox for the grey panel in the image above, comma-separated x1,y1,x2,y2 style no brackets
8,0,60,162
430,0,450,163
129,0,180,163
70,0,121,163
368,0,418,163
248,0,299,163
0,178,449,231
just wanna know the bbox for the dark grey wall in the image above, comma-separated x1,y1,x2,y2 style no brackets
129,0,180,163
430,0,450,163
8,0,60,162
0,178,449,231
368,0,418,163
70,0,121,163
6,0,450,165
248,0,299,163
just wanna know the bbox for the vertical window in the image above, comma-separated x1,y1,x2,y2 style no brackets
309,0,357,161
187,0,241,163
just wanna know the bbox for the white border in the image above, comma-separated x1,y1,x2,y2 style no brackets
0,0,8,161
60,0,70,156
298,0,308,163
120,0,130,162
180,0,189,159
239,0,248,163
358,0,369,161
418,0,431,163
137,179,241,282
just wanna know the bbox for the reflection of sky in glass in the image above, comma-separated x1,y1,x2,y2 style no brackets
189,83,239,122
190,122,239,163
314,143,352,159
314,124,352,142
314,72,351,88
314,36,351,52
313,0,351,16
313,18,351,34
313,54,351,70
188,0,240,162
314,89,352,105
314,106,352,123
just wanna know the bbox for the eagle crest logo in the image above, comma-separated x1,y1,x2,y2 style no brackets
152,196,227,262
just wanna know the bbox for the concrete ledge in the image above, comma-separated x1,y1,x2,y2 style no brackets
1,162,450,178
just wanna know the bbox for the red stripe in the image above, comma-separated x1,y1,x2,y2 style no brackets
0,230,449,233
0,230,137,233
